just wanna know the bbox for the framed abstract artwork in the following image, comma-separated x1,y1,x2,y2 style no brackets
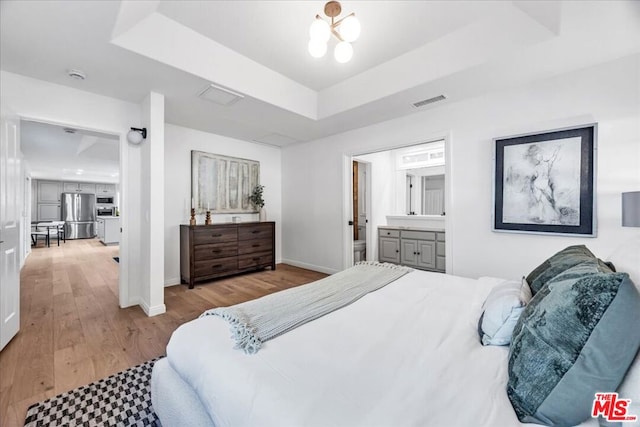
493,124,596,236
191,151,260,214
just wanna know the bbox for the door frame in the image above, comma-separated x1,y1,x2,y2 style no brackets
342,133,453,274
19,116,129,308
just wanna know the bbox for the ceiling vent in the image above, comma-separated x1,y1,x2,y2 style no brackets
198,83,244,106
412,95,447,108
63,127,77,134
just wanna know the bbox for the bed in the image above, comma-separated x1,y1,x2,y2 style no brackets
152,251,640,427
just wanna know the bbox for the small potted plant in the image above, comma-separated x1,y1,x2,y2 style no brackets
249,185,266,221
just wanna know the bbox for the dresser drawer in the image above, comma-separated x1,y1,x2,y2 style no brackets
194,242,237,261
238,252,273,270
402,230,436,241
194,258,238,277
378,228,400,238
238,224,273,241
238,238,273,255
193,227,237,245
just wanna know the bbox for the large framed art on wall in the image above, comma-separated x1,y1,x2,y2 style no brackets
191,151,260,214
493,124,596,236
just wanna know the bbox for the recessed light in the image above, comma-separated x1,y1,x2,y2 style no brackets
67,69,86,80
76,169,84,175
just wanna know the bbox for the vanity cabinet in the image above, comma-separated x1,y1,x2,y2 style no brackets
378,227,445,273
379,229,400,263
180,222,276,289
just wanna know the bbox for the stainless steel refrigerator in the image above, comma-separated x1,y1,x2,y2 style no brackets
62,193,96,239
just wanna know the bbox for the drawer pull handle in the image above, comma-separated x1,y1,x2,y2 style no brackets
387,232,390,235
211,234,222,237
212,264,222,269
251,230,261,234
252,257,260,261
211,249,221,253
252,243,260,247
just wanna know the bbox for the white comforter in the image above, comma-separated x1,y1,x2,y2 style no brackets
166,270,595,427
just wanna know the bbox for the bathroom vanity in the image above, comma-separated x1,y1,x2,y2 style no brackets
378,226,445,273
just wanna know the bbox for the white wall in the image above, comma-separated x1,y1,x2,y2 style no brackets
164,124,282,286
0,71,143,308
282,54,640,280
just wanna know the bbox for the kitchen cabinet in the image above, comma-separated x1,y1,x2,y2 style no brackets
95,183,116,195
37,180,62,203
38,204,61,221
63,182,95,193
378,226,445,273
96,217,120,245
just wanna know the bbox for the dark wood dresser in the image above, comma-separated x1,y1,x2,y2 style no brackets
180,222,275,289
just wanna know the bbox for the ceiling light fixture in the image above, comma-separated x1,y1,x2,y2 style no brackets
308,1,360,63
127,127,147,145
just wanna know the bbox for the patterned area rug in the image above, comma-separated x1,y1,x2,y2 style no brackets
24,358,161,427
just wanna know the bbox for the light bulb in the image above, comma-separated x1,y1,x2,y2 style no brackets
308,39,327,58
339,15,360,42
334,41,353,63
309,18,330,42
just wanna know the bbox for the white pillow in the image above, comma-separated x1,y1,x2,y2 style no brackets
478,278,532,346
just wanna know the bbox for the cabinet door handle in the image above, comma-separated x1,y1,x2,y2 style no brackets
417,252,421,255
413,251,416,255
387,232,391,235
395,250,399,253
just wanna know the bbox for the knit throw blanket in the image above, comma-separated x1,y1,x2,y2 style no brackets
200,262,413,354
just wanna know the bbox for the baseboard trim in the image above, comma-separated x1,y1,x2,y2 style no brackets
164,277,180,287
140,300,166,317
281,259,339,275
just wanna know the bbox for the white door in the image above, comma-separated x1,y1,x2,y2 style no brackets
0,109,21,351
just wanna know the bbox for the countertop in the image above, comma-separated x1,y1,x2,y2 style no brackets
97,216,120,220
379,225,445,232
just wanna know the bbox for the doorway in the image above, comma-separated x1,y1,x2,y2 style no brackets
20,119,122,303
345,138,450,270
352,160,371,265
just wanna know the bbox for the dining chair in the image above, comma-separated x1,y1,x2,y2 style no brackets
31,223,50,247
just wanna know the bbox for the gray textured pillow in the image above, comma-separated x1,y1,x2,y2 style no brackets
525,245,598,295
508,262,640,426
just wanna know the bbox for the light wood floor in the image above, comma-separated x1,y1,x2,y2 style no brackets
0,239,326,427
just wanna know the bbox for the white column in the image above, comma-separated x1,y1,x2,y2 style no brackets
140,91,166,316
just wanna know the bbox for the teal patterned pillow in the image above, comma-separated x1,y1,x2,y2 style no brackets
525,245,599,295
508,261,640,426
